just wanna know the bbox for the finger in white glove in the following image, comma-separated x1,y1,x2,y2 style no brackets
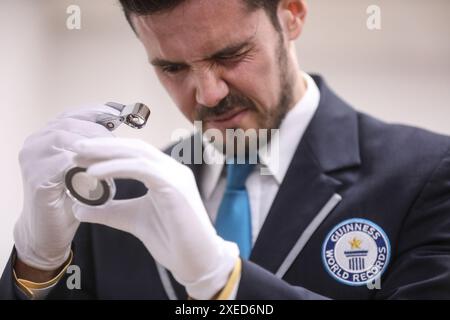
71,138,239,299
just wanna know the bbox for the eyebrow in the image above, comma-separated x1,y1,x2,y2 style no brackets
150,36,255,67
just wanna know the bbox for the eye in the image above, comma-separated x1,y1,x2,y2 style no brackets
216,49,254,67
218,51,248,62
160,64,187,74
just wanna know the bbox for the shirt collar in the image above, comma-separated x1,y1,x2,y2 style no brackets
201,71,320,200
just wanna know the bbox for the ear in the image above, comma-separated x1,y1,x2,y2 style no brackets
277,0,308,41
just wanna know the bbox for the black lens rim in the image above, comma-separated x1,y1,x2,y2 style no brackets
65,167,111,206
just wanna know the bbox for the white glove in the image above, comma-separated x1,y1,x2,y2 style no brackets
71,137,239,299
14,105,119,270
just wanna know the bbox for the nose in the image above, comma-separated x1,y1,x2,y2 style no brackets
194,69,229,108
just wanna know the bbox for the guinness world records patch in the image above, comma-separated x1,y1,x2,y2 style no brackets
322,218,391,286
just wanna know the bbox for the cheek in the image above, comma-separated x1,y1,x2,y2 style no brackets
226,51,280,112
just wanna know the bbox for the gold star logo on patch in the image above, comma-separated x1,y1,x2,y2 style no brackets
349,237,362,250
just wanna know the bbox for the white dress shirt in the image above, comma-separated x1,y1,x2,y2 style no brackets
201,72,321,245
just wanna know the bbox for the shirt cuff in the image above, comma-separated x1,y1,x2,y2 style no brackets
13,250,73,300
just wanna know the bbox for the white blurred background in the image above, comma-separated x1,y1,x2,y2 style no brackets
0,0,449,272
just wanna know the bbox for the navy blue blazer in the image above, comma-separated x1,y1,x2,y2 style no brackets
2,75,450,299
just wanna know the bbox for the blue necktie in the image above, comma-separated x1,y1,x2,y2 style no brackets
215,163,255,259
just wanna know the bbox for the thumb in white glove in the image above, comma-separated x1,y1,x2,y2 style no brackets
71,137,239,299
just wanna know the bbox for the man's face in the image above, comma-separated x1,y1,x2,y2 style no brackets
132,0,295,136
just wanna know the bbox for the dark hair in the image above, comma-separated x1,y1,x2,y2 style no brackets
119,0,282,33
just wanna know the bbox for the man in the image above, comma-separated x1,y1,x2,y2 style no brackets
1,0,450,299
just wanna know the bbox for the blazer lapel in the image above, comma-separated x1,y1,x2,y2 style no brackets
249,136,342,273
250,75,361,275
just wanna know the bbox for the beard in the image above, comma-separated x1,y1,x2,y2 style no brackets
197,35,295,160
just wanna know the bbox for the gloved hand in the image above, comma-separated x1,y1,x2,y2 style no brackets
14,105,120,271
71,137,239,299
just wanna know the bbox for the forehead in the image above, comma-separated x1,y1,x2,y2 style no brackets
132,0,264,62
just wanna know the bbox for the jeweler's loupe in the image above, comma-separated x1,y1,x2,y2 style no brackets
65,102,151,206
96,102,151,131
65,167,115,206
